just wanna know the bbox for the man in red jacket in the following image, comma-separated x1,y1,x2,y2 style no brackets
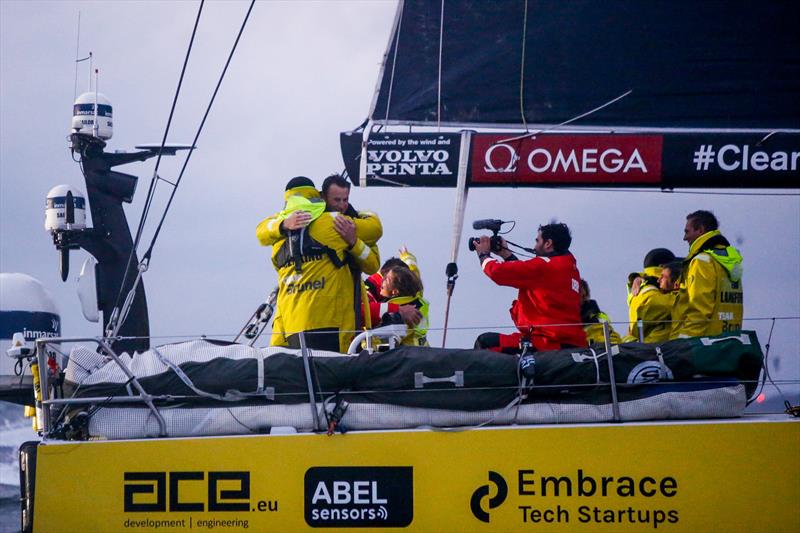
473,222,587,353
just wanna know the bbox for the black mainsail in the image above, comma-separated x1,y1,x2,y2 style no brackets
342,0,799,189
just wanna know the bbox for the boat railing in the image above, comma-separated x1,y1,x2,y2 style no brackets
26,315,799,440
34,336,168,438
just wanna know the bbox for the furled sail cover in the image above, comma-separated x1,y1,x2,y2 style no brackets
58,331,763,438
372,0,800,130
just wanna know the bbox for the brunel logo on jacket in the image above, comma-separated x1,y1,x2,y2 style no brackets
285,276,326,295
304,467,413,528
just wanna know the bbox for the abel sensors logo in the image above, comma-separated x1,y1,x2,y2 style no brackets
304,467,413,528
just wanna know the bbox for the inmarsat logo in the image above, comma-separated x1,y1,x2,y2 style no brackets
470,471,508,523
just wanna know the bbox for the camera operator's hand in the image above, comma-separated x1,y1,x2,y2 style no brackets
473,235,492,255
397,304,422,326
496,237,513,259
282,210,311,231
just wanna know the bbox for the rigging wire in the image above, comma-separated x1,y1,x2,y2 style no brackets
383,0,404,123
497,90,633,144
109,0,256,338
107,0,205,335
142,0,256,264
134,0,205,247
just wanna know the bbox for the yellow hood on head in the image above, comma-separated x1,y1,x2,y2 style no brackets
283,185,320,202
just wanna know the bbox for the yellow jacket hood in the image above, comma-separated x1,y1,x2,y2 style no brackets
687,230,743,282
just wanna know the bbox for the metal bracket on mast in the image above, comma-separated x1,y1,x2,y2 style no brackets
441,130,473,348
105,258,149,340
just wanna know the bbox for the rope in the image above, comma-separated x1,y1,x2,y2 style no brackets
519,0,529,131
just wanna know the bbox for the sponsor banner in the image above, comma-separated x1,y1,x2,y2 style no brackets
343,131,797,188
33,420,799,532
340,131,461,187
662,133,799,188
471,134,663,185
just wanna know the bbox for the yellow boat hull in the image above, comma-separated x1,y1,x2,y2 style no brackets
28,417,799,532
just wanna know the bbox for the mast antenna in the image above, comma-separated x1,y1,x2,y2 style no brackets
93,68,99,138
73,11,81,100
88,52,93,92
72,12,92,97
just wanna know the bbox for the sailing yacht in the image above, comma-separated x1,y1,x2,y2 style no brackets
2,1,798,531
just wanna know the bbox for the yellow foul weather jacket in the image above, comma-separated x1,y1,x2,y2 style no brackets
625,266,676,343
580,300,622,345
384,293,430,347
670,230,743,339
256,190,380,352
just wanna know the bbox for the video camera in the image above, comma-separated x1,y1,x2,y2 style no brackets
468,219,504,252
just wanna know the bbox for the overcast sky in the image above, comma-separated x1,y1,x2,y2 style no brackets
1,1,798,384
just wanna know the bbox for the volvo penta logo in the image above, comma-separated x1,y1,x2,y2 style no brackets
470,471,508,523
304,467,413,528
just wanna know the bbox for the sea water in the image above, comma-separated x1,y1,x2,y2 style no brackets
0,402,32,533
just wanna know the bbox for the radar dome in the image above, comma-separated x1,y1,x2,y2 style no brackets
71,91,113,140
0,273,61,377
45,184,86,232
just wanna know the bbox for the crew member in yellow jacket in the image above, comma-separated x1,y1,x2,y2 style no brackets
370,265,430,347
579,279,622,345
624,248,676,343
256,177,381,352
319,173,383,333
671,210,743,338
